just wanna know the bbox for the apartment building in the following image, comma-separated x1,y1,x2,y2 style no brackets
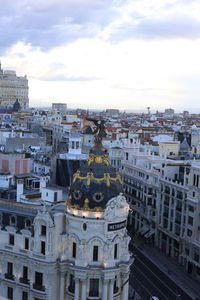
121,142,200,281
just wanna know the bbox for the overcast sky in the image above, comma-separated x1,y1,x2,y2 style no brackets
1,0,200,112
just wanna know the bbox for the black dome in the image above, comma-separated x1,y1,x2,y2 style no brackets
68,146,123,211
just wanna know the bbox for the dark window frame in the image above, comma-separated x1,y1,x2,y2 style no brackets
93,245,98,262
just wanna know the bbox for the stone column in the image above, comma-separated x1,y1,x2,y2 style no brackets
81,279,87,300
121,275,129,300
60,274,65,300
102,279,108,300
74,278,80,300
109,279,114,300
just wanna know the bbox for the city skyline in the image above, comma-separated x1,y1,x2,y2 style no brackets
1,0,200,111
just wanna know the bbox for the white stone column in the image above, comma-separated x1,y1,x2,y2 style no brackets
81,279,87,300
109,279,114,300
102,279,108,300
60,274,65,300
121,275,129,300
122,280,129,300
74,278,80,300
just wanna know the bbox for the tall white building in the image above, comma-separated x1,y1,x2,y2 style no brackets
0,62,29,109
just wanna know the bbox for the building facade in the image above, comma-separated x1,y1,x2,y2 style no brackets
0,62,29,109
122,142,200,281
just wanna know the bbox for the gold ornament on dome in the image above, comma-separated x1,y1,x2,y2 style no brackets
73,204,80,209
87,153,109,166
83,198,89,210
94,207,103,212
72,170,122,186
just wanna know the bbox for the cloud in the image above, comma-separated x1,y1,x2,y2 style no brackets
107,15,200,41
0,0,119,53
37,75,98,81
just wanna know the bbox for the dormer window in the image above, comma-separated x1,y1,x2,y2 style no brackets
93,192,104,202
10,216,16,226
73,190,81,200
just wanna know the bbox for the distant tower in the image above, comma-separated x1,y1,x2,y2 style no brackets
146,107,150,115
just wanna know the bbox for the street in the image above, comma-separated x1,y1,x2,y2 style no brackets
129,243,194,300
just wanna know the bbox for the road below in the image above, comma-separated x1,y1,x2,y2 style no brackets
129,243,194,300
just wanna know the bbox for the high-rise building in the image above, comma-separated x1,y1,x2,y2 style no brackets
0,61,29,109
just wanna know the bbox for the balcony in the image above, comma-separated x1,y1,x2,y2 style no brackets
19,277,30,285
5,273,15,281
33,283,45,291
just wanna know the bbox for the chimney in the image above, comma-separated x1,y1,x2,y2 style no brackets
17,179,24,202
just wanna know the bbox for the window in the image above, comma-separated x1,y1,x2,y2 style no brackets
25,219,31,227
23,266,28,279
194,253,199,263
7,262,13,276
114,276,119,294
7,287,13,300
93,246,98,261
9,234,14,245
188,216,193,226
22,291,28,300
10,216,16,225
25,238,29,250
68,274,75,293
89,279,99,297
54,192,57,202
188,205,194,212
187,229,192,237
35,272,43,286
41,241,45,255
93,192,104,202
72,242,76,258
114,244,118,259
41,225,46,236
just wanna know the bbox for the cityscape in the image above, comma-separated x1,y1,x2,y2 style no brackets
1,1,200,300
0,61,199,300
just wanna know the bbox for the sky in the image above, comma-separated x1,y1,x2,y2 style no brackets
1,0,200,112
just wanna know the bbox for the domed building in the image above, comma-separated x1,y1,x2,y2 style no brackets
0,119,131,300
63,119,131,300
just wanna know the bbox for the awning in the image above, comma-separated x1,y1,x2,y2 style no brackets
139,226,149,236
144,229,155,239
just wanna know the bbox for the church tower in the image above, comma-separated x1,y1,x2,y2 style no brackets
64,119,131,300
